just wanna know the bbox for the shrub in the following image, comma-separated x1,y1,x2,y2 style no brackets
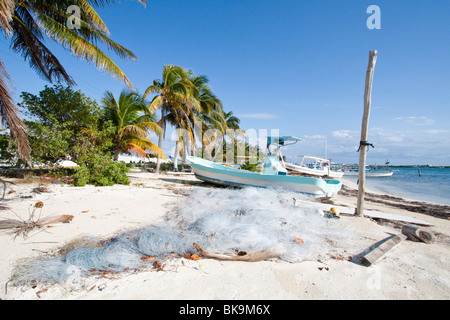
73,153,130,186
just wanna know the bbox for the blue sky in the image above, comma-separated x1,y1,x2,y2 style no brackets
1,0,449,165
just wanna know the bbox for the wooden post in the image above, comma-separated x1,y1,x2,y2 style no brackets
356,50,378,216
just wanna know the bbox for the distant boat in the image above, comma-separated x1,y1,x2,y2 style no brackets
343,169,394,177
266,136,343,179
186,155,342,198
284,156,344,179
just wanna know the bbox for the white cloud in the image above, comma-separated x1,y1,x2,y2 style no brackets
332,130,354,139
303,134,326,139
370,127,405,143
394,116,434,126
425,129,449,135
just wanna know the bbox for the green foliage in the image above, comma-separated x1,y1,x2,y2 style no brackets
19,84,107,166
0,130,16,165
101,90,164,160
20,85,102,129
73,153,130,187
18,84,129,186
240,162,261,172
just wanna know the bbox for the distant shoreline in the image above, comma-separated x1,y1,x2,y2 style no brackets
338,178,450,220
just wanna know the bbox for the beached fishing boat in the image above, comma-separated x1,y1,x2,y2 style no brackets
186,155,342,197
283,156,344,179
266,136,343,179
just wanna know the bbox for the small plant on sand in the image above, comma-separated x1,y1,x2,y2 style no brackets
0,201,73,239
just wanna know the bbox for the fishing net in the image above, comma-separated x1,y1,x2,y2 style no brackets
11,187,359,285
169,187,355,262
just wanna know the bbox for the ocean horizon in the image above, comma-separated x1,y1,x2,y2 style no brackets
343,167,450,206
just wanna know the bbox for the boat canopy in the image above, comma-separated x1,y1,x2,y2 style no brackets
267,136,302,147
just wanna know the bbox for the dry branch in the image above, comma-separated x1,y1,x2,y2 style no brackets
0,201,73,238
193,243,286,262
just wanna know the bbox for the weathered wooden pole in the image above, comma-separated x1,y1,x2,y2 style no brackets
356,50,378,216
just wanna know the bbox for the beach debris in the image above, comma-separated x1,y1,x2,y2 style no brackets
32,186,50,194
295,198,433,225
141,256,156,261
324,207,340,219
358,234,407,267
401,224,435,244
0,201,73,239
173,189,191,196
329,207,340,216
153,260,166,271
35,288,48,298
193,243,286,262
10,187,358,286
184,253,201,260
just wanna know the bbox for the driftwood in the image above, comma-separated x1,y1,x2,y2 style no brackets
359,234,407,266
193,243,286,262
36,214,74,226
402,224,435,244
0,214,73,238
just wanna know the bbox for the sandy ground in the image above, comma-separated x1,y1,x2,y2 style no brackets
0,171,449,300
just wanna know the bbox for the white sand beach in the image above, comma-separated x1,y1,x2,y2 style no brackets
1,172,449,300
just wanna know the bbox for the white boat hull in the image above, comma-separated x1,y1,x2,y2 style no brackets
284,162,344,179
187,156,342,197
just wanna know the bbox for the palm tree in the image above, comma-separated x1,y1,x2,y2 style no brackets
144,65,199,173
223,110,240,130
101,90,165,161
188,74,227,161
0,0,146,165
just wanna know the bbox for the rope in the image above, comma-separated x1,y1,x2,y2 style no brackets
357,140,374,152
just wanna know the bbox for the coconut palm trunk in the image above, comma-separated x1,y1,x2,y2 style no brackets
155,134,163,173
173,138,180,171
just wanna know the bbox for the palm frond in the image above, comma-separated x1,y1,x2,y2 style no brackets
78,0,109,34
138,121,163,137
126,138,166,159
11,7,74,84
36,13,134,88
118,124,147,139
147,95,163,113
123,142,149,159
73,16,137,61
0,0,15,36
0,58,30,165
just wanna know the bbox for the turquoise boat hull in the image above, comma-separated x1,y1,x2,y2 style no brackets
186,156,342,197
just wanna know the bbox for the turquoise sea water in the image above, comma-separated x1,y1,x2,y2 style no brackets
343,167,450,206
